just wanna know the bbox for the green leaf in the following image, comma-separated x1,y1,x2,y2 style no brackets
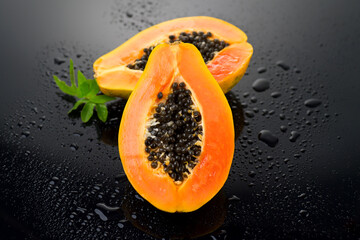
85,79,100,97
89,95,115,104
96,103,108,122
69,59,76,88
53,75,77,96
77,81,90,98
68,99,88,114
76,70,89,98
77,70,87,86
81,102,95,123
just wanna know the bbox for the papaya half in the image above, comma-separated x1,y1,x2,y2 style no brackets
94,16,253,98
122,183,227,239
118,42,234,212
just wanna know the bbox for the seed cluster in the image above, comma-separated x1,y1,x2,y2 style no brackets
127,31,229,71
144,82,203,182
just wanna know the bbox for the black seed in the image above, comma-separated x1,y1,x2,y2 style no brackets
194,150,201,156
188,163,195,169
179,82,186,88
145,137,152,146
144,81,204,182
128,32,229,70
157,92,163,99
151,161,158,168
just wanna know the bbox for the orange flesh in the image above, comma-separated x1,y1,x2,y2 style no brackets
119,43,234,212
208,42,253,92
94,16,253,97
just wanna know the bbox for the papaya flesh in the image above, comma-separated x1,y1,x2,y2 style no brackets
94,16,253,98
122,183,227,239
118,43,234,212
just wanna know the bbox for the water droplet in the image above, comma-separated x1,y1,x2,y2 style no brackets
228,195,240,201
257,67,267,73
250,97,257,103
248,171,256,177
70,143,79,151
298,193,306,198
276,61,290,71
252,78,270,92
115,173,126,180
304,98,322,108
96,203,120,212
94,209,108,221
258,130,279,147
299,209,309,217
271,92,281,98
73,132,83,137
21,131,30,137
117,223,124,229
54,58,65,65
245,110,255,118
289,131,300,142
280,125,288,132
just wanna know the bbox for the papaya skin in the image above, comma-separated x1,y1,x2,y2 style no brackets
118,43,234,212
94,16,253,98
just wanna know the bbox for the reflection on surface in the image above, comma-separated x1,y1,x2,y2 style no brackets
95,91,244,146
225,91,245,140
95,99,127,146
121,183,227,239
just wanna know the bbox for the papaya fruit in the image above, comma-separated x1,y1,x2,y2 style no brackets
94,16,253,98
118,42,234,212
122,183,227,239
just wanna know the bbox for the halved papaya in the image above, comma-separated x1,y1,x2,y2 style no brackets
94,16,253,98
118,42,234,212
122,183,227,238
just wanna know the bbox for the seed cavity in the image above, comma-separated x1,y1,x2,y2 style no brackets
144,82,203,183
127,31,229,71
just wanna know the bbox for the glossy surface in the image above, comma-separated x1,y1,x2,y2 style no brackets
1,0,360,239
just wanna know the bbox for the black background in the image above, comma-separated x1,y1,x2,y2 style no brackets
1,0,360,239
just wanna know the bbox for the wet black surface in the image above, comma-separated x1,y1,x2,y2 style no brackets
1,0,360,239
